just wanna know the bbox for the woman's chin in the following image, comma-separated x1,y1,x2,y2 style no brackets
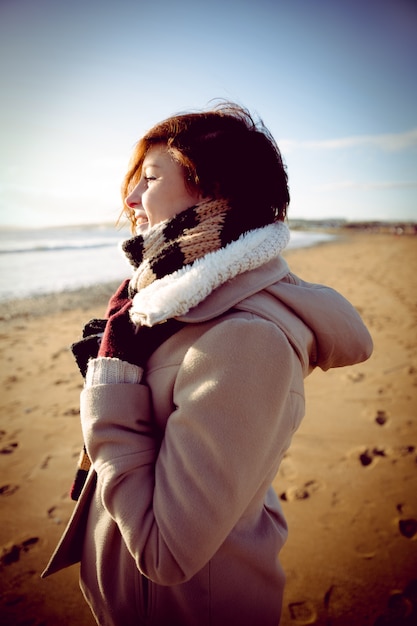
135,222,150,235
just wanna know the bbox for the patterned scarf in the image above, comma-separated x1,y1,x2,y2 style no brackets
122,198,290,327
122,198,232,295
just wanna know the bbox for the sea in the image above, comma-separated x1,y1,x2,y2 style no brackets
0,224,336,302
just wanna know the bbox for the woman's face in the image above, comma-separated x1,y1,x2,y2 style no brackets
125,144,202,233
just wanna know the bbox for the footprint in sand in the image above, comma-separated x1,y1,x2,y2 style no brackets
4,374,19,389
0,442,18,455
375,409,388,426
397,445,416,457
354,541,377,559
0,537,39,567
40,455,52,469
63,407,80,417
0,430,20,455
47,505,67,525
0,484,19,496
280,479,323,502
398,519,417,540
346,371,365,383
288,600,317,624
357,444,416,467
359,446,387,467
373,582,417,625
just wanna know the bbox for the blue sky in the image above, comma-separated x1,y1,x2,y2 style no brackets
0,0,416,227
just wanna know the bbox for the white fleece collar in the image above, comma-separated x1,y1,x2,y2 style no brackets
129,221,290,327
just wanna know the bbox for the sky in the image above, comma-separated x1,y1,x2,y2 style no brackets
0,0,416,228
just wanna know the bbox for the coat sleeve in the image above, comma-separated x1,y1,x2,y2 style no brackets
80,317,300,585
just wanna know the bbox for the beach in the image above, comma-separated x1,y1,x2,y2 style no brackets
0,231,416,625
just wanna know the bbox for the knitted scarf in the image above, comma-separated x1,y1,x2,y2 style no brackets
123,198,232,293
122,198,290,327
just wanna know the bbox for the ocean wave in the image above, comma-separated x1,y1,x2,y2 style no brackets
0,240,118,254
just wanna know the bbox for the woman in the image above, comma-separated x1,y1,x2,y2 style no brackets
43,103,373,625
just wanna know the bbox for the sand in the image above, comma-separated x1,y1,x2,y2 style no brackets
0,232,416,626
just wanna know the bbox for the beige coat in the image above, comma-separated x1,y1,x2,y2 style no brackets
43,256,372,626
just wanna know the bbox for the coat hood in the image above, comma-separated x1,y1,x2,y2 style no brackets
177,256,373,374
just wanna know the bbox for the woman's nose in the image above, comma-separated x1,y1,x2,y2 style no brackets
125,182,142,208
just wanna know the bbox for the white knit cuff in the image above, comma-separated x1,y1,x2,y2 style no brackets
85,357,144,387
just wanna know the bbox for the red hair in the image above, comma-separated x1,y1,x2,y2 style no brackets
121,102,289,233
